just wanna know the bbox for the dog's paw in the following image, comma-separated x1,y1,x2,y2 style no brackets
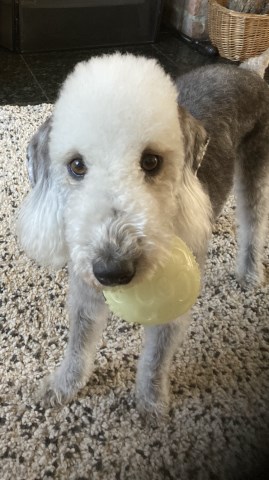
236,267,264,288
236,254,265,288
37,377,71,408
135,384,169,423
37,369,85,408
136,395,169,424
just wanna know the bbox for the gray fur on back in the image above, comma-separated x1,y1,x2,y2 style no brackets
177,65,269,216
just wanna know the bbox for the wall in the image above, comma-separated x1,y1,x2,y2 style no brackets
164,0,209,40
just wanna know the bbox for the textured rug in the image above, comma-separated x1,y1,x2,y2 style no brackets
1,104,269,480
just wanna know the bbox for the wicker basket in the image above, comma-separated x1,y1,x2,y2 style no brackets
208,0,269,61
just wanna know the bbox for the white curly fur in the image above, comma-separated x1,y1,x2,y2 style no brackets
17,53,212,284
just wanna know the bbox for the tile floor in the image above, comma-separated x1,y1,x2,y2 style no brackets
0,29,268,105
0,29,227,106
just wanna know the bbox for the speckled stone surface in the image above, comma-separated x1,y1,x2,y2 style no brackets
1,104,269,480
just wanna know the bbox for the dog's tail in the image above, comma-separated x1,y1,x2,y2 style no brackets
240,47,269,78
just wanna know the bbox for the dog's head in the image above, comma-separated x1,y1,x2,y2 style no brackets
17,53,211,288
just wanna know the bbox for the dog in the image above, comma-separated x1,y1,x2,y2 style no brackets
16,51,269,416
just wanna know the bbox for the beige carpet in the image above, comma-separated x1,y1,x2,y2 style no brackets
1,104,269,480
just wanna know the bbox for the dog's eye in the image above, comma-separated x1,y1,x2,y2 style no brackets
68,157,87,179
140,153,162,176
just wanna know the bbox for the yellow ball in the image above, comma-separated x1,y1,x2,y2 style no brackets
103,236,201,326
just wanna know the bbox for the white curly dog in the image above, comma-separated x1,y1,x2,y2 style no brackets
17,52,269,416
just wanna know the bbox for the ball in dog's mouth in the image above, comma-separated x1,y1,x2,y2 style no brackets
103,236,201,325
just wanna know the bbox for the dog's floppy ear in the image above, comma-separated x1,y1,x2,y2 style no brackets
16,117,68,269
26,116,51,187
179,106,209,174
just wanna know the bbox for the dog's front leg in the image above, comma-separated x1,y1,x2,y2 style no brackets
40,271,109,407
136,313,191,417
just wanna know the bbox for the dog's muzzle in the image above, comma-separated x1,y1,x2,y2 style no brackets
92,258,136,287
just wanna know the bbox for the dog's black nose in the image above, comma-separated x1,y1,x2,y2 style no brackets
92,259,135,286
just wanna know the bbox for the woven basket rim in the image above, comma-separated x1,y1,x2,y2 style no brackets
208,0,269,19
